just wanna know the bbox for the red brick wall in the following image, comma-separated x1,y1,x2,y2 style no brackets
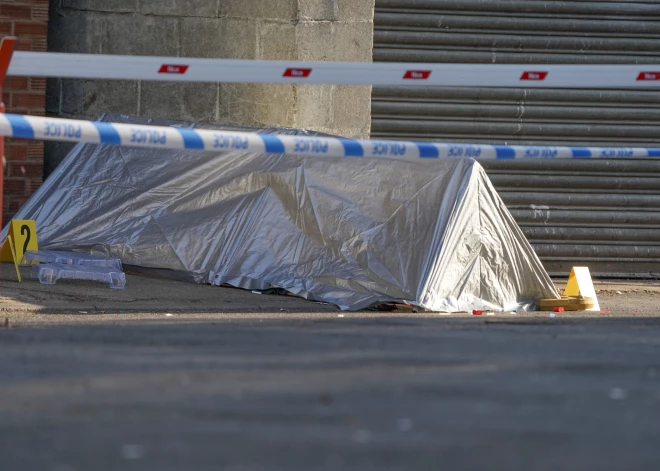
1,0,48,224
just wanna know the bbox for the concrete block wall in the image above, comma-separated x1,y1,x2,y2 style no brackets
1,0,48,224
46,0,375,173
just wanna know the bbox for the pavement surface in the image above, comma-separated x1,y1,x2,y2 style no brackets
2,262,660,470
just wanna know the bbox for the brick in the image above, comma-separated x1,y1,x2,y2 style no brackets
12,92,45,108
15,39,31,51
26,108,45,116
218,0,297,21
104,14,180,56
4,77,29,92
62,0,137,13
29,77,46,91
31,4,48,21
6,108,30,116
14,22,47,38
27,142,44,158
9,161,42,178
61,79,139,117
48,9,105,53
140,82,218,123
181,17,257,59
6,138,27,146
31,38,47,52
140,0,216,17
0,20,12,35
3,178,26,196
5,138,25,147
7,196,29,213
26,179,42,195
0,5,33,20
3,0,48,3
5,143,28,161
2,92,10,107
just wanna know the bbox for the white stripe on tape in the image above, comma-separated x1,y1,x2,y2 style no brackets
7,51,660,88
2,113,660,160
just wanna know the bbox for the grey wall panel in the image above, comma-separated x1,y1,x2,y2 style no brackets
373,0,660,276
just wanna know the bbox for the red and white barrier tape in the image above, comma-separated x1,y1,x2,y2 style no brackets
7,52,660,88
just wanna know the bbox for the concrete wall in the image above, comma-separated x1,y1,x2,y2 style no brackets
47,0,374,141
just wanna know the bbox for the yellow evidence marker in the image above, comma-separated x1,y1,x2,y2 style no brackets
536,266,600,312
1,220,39,282
563,266,600,312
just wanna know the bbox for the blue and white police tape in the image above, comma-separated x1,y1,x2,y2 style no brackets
1,113,659,160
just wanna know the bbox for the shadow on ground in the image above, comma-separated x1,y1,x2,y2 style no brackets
1,263,337,314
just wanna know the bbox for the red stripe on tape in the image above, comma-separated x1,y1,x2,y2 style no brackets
521,71,548,81
159,64,189,74
283,68,312,78
637,72,660,81
403,70,431,80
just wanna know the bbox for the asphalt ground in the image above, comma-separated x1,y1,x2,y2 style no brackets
2,263,660,470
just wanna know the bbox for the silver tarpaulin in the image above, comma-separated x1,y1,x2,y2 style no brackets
6,114,558,311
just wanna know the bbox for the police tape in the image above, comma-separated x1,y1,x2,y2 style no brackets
1,113,659,160
7,51,660,88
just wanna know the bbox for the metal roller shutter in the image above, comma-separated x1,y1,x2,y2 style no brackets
372,0,660,277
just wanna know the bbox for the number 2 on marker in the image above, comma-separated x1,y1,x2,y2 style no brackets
21,224,31,254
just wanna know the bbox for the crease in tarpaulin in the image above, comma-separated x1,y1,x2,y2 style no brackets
476,169,485,303
299,164,328,247
150,216,192,273
392,169,456,293
417,161,470,306
291,164,323,292
340,208,409,298
207,191,266,279
209,187,274,284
